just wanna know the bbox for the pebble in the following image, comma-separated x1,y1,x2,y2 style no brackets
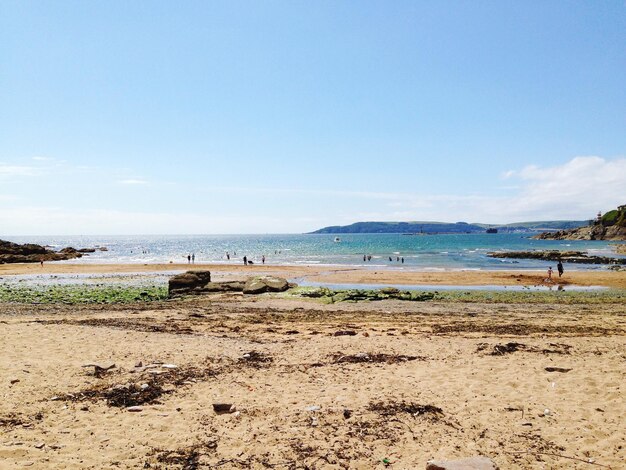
544,408,551,416
140,384,150,390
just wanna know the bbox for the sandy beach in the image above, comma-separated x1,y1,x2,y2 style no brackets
0,262,625,469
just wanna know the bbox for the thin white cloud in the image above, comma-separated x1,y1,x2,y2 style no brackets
0,164,41,177
118,178,149,185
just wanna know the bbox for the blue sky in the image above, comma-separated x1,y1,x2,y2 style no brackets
1,1,625,234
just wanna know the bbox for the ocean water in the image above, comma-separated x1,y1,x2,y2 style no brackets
4,233,622,271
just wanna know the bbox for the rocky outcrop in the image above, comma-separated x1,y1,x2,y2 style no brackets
534,204,626,240
533,224,626,241
488,250,625,265
0,239,86,264
243,276,290,294
168,271,212,296
167,272,293,297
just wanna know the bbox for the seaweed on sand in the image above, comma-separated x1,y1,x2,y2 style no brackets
329,352,426,364
368,401,443,419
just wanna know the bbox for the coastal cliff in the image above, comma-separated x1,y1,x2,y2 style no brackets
533,205,626,241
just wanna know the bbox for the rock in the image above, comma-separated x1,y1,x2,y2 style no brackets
34,443,45,449
426,456,499,470
168,270,212,297
82,363,116,376
213,403,236,414
380,287,400,295
243,276,290,294
0,239,84,264
545,367,572,373
10,378,20,385
202,281,246,293
487,250,625,265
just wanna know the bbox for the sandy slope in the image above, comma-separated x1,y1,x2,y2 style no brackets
1,294,624,469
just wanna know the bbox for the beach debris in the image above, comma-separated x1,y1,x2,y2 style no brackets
34,442,45,449
127,406,143,412
486,343,526,355
162,364,178,369
310,417,318,426
544,367,572,373
330,352,425,364
212,403,236,414
543,409,551,417
305,405,321,412
237,351,273,368
541,343,572,355
369,401,443,419
9,378,20,385
426,456,499,470
334,330,357,336
0,414,27,429
82,362,116,377
382,457,392,466
148,440,218,469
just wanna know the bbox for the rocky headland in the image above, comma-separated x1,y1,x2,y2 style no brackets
0,239,103,264
533,204,626,241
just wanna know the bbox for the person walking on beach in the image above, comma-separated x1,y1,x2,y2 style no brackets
557,261,564,278
187,254,191,264
243,255,248,266
547,266,553,281
192,253,195,264
262,255,265,264
40,256,44,267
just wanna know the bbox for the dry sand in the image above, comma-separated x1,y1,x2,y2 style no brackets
1,288,625,469
2,262,626,289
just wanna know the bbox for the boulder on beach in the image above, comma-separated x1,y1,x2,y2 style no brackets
168,270,212,296
243,275,290,294
167,272,293,297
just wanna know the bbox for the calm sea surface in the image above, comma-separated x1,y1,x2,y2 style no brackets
4,233,622,271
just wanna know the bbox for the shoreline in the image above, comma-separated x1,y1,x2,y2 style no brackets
1,262,625,289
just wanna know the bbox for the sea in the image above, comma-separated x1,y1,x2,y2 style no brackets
4,233,623,271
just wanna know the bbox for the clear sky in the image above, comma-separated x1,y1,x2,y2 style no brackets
1,1,625,235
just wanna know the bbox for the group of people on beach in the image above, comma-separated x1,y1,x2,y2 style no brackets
362,255,405,263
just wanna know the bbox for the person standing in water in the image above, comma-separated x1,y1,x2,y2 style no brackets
557,261,564,278
243,256,248,266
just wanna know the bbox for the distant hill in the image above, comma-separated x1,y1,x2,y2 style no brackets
309,220,588,234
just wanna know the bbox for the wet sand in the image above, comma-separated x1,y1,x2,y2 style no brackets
1,262,626,289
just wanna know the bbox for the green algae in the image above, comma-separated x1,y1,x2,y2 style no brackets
0,284,168,304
